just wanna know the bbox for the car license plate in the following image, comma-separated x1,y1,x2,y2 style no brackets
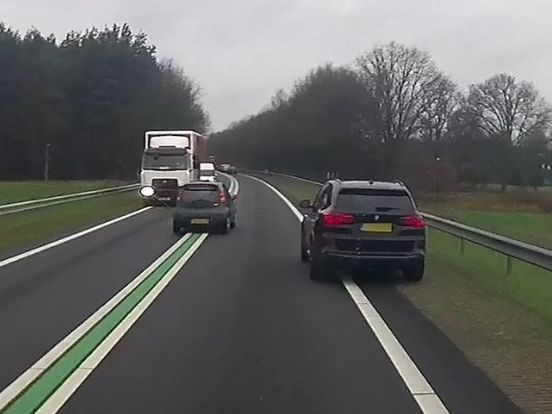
361,223,392,233
191,218,210,225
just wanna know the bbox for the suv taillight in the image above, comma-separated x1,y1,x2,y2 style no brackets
322,212,355,227
219,191,227,206
400,215,425,229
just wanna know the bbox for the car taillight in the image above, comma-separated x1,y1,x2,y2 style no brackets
219,191,227,206
322,212,355,227
400,215,425,229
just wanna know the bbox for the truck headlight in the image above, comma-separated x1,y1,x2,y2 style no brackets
139,186,155,198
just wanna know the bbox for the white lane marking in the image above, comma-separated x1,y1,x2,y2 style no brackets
0,233,192,409
244,174,303,221
231,174,240,196
218,172,239,196
0,207,152,269
342,279,448,413
250,175,449,414
36,234,208,414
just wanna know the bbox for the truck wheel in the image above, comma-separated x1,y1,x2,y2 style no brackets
403,260,425,282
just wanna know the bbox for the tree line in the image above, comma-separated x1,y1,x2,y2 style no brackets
209,42,552,191
0,23,208,180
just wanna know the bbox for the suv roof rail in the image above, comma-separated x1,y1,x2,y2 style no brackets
393,180,405,186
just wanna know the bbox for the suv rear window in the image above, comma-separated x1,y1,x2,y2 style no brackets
336,189,415,213
178,184,220,208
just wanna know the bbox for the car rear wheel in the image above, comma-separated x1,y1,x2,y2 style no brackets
403,260,425,282
173,221,184,235
217,217,231,235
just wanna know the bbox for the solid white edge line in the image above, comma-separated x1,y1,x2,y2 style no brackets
0,207,152,269
218,172,239,197
0,233,192,409
248,174,449,414
36,233,209,414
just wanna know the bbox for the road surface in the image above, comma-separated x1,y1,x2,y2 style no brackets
0,175,520,413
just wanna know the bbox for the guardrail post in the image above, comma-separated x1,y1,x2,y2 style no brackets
506,256,513,275
459,238,465,254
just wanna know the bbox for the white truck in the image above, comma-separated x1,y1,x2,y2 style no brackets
139,130,206,204
199,162,216,182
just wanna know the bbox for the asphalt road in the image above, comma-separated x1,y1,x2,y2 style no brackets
0,175,521,413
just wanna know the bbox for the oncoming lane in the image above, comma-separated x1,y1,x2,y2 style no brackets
0,207,176,393
0,234,208,414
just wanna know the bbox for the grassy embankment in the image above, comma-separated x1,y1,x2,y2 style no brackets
0,181,141,257
0,180,126,204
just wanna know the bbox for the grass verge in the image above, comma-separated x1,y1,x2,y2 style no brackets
419,192,552,250
251,172,552,414
0,191,142,257
0,180,128,205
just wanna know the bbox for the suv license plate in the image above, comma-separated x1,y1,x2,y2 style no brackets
191,218,210,225
361,223,392,233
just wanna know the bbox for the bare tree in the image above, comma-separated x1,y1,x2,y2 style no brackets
356,42,453,176
467,74,552,144
419,77,459,152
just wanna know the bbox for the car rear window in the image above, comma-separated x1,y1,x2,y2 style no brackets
179,184,220,207
336,189,415,213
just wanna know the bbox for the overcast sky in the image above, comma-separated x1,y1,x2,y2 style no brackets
1,0,551,131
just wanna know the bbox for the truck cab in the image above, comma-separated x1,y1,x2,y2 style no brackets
140,147,192,203
140,130,206,205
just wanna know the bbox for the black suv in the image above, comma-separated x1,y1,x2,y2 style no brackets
300,180,425,281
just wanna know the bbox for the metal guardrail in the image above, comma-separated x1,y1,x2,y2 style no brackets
0,183,139,217
252,170,552,274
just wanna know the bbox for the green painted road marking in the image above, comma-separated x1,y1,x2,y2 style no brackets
2,233,201,414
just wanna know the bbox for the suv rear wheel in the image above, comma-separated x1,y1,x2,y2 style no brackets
309,249,335,281
300,228,309,262
301,244,309,262
403,259,424,282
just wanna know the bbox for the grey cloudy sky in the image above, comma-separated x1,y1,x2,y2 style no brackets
1,0,551,131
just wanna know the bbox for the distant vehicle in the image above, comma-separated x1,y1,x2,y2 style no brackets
218,163,237,175
173,182,237,235
199,162,216,182
218,163,231,173
139,130,207,205
299,180,425,281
